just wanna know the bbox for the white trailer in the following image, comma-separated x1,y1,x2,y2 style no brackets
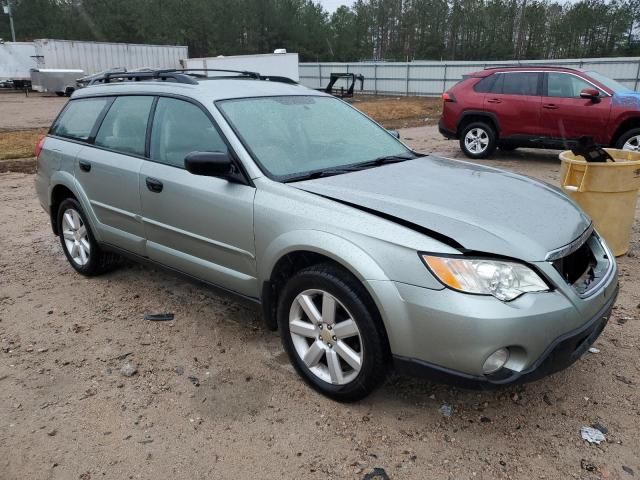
30,69,84,95
32,39,188,76
0,42,36,80
185,52,299,81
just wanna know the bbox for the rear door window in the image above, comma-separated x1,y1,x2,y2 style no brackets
489,74,504,94
501,72,540,95
473,75,497,93
94,96,154,156
150,97,228,168
51,97,111,141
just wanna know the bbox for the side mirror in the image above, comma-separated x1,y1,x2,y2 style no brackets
580,88,600,102
388,129,400,139
184,151,232,177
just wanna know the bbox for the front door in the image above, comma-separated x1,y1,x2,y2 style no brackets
540,72,612,145
139,96,257,297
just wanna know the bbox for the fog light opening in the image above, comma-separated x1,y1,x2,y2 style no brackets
483,348,510,375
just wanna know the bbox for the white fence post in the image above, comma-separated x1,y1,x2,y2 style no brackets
374,63,378,94
405,63,410,96
442,63,448,94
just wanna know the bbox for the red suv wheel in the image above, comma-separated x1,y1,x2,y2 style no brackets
460,121,497,159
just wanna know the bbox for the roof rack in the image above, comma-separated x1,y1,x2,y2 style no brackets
81,68,297,86
484,65,581,72
157,68,261,79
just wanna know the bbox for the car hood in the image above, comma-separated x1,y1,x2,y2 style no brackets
292,156,591,261
612,91,640,108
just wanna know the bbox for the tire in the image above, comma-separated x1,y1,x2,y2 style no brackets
55,91,65,97
615,128,640,151
277,263,388,401
56,198,120,276
459,121,497,159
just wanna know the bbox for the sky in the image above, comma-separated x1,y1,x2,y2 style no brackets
317,0,354,13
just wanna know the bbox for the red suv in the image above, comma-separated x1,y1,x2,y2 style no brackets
439,66,640,158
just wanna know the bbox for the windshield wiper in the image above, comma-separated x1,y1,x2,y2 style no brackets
346,153,418,171
285,153,419,183
285,168,354,182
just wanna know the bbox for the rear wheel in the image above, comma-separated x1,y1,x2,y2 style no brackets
460,121,497,159
615,128,640,151
56,198,119,276
277,264,388,401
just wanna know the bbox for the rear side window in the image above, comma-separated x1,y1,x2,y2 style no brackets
51,98,111,141
501,72,540,96
473,75,497,93
94,96,154,156
150,97,227,168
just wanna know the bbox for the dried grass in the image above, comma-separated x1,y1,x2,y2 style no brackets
0,129,46,161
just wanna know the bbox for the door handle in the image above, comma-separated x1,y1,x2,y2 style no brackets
543,103,559,109
145,177,163,193
486,98,502,104
78,160,91,172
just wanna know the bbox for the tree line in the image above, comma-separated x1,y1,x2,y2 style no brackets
2,0,639,61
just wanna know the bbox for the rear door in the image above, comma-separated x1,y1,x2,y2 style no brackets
49,97,112,179
139,96,257,297
540,72,612,144
483,72,543,137
74,95,154,255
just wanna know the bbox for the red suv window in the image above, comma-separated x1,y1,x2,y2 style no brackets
501,72,540,95
473,75,497,93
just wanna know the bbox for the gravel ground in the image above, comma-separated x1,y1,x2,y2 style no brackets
0,94,639,480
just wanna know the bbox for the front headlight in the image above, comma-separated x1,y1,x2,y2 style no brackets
421,254,549,301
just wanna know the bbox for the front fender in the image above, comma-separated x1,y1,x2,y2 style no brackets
259,229,389,285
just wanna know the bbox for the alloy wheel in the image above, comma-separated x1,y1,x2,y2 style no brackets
289,289,363,385
464,127,489,154
622,135,640,151
61,208,90,266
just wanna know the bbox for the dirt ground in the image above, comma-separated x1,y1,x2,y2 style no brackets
0,91,67,131
1,92,639,480
0,92,66,173
351,95,442,129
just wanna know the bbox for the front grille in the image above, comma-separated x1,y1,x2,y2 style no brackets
553,241,595,284
551,233,610,296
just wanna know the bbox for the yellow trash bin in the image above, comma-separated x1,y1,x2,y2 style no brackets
559,149,640,256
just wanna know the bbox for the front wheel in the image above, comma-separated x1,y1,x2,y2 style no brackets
460,121,497,159
615,128,640,151
277,264,388,401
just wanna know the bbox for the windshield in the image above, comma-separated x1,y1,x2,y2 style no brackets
585,70,633,93
217,96,412,180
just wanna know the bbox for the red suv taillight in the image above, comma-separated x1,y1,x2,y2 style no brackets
34,135,45,159
442,92,456,103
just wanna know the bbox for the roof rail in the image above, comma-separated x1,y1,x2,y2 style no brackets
85,70,199,85
484,65,580,72
176,69,298,84
80,68,297,86
157,68,261,79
